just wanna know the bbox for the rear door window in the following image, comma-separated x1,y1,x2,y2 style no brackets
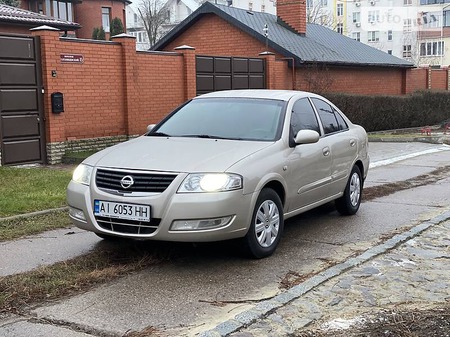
334,108,349,131
311,98,340,135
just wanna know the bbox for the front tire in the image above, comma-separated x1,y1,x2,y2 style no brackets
336,165,362,215
243,188,284,259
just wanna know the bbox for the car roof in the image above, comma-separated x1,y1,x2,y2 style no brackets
195,90,313,102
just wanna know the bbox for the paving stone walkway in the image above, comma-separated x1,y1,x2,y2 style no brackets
200,211,450,337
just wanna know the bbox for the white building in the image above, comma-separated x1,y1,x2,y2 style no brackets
416,1,450,66
126,3,151,51
308,0,450,66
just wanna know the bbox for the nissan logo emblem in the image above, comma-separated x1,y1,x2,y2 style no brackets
120,175,134,189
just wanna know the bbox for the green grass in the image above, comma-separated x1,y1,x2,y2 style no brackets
0,210,72,241
0,166,72,217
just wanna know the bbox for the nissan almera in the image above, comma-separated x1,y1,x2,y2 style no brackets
67,90,369,258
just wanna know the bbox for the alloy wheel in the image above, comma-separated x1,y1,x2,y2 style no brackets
254,200,280,248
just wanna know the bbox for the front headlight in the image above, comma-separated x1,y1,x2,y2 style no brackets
72,164,93,186
178,173,242,193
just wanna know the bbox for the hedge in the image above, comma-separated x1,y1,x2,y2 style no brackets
323,91,450,132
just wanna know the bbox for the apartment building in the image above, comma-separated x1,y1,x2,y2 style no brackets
310,0,450,65
417,0,450,65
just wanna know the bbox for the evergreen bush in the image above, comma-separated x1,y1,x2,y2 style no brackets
324,91,450,132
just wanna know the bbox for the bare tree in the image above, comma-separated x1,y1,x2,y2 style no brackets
302,62,335,93
402,31,428,66
137,0,169,46
307,0,335,29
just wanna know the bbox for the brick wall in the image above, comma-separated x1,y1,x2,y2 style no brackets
57,40,125,141
275,59,293,89
430,68,448,90
405,68,428,93
75,0,126,39
404,67,450,93
133,52,185,130
296,66,406,95
30,28,186,164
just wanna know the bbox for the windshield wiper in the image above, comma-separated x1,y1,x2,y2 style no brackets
182,134,247,140
148,132,171,137
181,134,224,139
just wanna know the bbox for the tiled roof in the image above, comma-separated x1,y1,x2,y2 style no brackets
152,3,413,68
0,4,80,30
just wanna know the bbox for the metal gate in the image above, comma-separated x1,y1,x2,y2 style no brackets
196,56,265,95
0,34,45,166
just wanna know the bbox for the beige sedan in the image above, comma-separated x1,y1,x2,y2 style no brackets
67,90,369,258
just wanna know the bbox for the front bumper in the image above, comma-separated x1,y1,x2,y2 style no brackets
67,178,255,242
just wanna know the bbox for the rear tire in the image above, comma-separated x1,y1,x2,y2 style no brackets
336,165,362,215
243,188,284,259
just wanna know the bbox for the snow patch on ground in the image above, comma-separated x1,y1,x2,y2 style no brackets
322,317,365,330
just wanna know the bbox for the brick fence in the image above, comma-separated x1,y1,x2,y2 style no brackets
28,27,450,165
31,28,191,164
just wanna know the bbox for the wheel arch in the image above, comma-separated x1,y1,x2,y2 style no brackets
261,180,286,206
354,159,365,182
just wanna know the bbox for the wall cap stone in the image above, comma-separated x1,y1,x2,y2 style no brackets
112,33,136,39
175,45,195,50
30,25,60,31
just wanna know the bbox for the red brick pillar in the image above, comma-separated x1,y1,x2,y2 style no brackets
402,68,408,95
31,26,65,164
427,66,432,89
444,66,450,90
175,45,196,100
112,34,139,136
259,52,276,89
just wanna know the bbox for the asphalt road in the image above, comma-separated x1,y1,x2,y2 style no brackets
1,142,450,337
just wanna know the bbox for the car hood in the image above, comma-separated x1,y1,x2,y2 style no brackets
84,136,273,173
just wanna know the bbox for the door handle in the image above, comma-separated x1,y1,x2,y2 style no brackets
350,139,356,147
323,147,330,156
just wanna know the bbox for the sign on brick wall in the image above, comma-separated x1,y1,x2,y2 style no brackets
60,54,84,63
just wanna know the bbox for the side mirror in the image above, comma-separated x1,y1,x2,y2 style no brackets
147,124,156,133
294,129,320,145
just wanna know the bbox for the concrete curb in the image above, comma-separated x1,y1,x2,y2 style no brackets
198,210,450,337
368,135,450,145
0,207,69,222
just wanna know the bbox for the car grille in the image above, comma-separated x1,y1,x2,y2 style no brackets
96,169,177,193
95,216,161,235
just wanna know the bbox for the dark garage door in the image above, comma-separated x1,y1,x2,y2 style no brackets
0,34,45,166
196,56,265,95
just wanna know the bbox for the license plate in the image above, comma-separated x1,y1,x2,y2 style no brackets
94,200,150,222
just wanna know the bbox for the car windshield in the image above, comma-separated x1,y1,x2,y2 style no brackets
149,98,285,141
